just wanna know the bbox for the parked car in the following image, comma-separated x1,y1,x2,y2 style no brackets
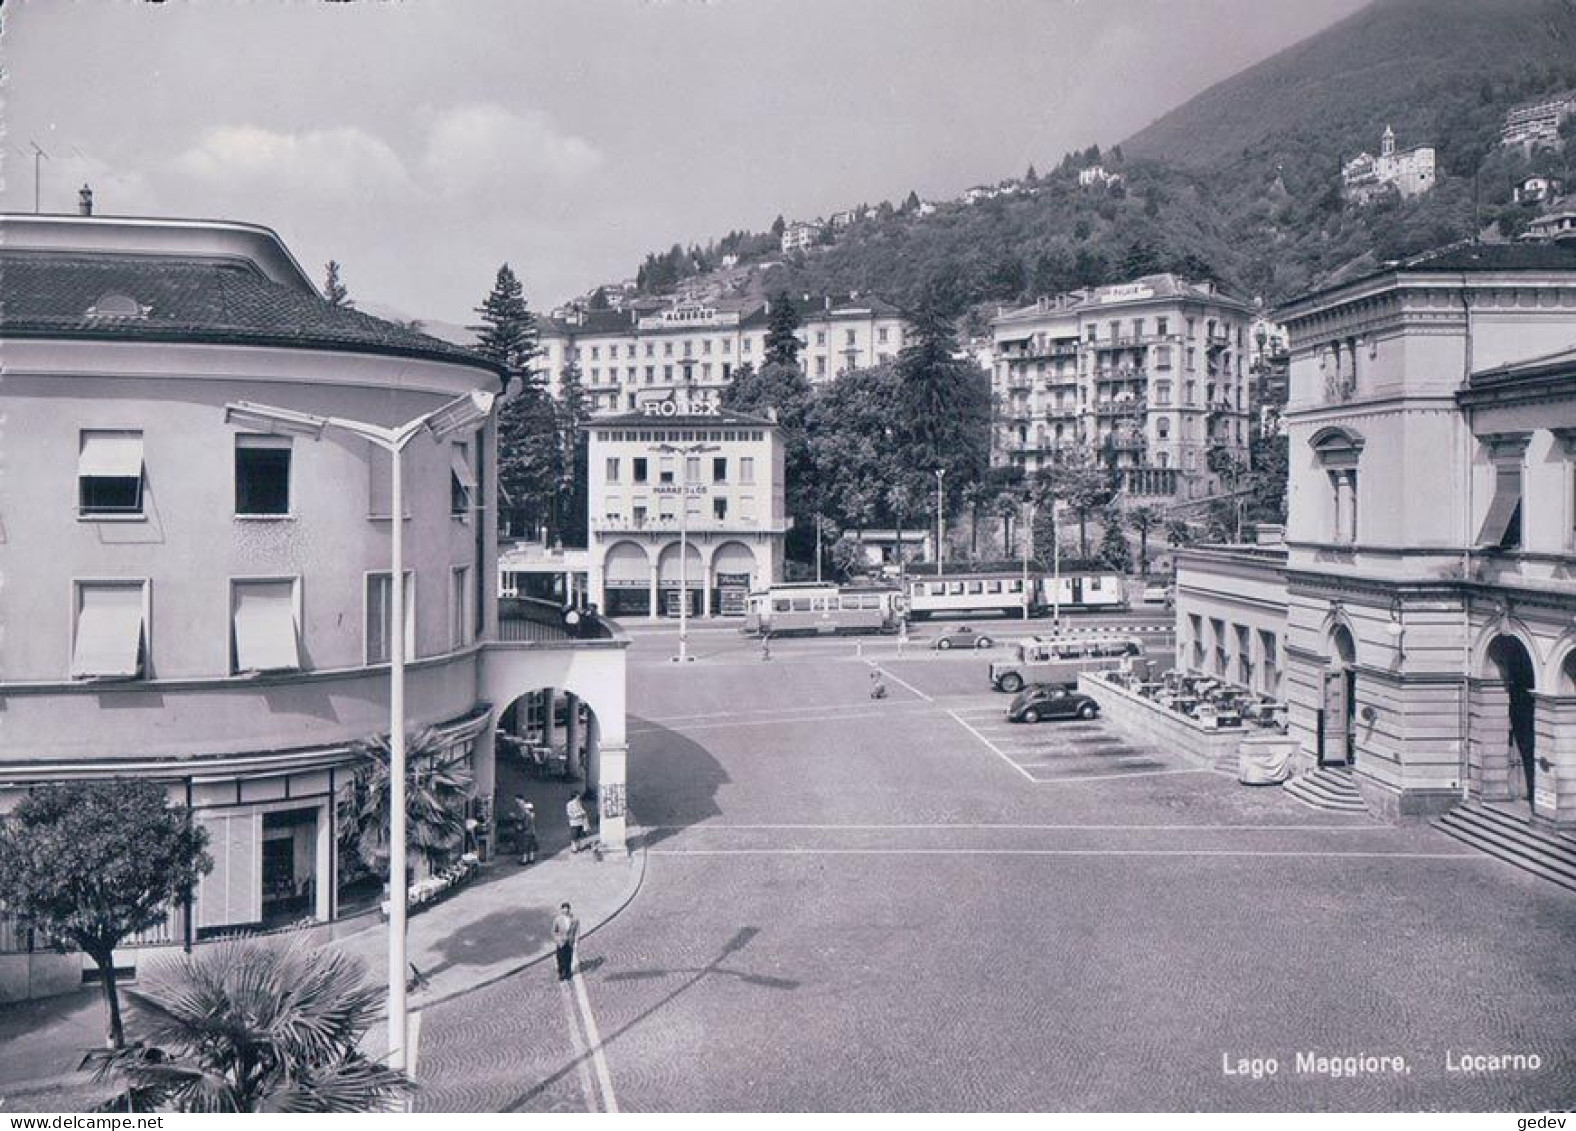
932,625,995,650
1006,685,1101,724
1142,581,1172,604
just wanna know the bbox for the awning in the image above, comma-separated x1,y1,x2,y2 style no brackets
233,582,300,672
72,584,145,679
78,432,143,478
451,446,478,490
1476,463,1522,546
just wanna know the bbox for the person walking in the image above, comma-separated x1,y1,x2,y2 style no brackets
552,902,580,982
869,668,888,699
566,792,590,852
514,795,538,866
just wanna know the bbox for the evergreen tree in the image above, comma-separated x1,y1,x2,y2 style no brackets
556,356,592,547
763,291,803,368
587,286,610,311
323,260,352,308
903,190,922,212
771,214,786,238
1097,505,1132,572
472,265,553,539
893,281,992,510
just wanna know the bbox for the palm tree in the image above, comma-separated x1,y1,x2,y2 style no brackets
88,934,412,1112
1127,505,1163,576
343,726,473,879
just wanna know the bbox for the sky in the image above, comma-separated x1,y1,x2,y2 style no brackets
2,0,1372,326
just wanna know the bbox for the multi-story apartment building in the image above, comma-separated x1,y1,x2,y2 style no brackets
0,212,630,996
989,274,1253,503
587,403,787,617
538,292,909,414
1500,90,1576,151
781,221,818,254
1273,242,1576,828
1342,125,1437,204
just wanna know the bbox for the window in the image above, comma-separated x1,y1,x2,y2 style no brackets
1086,325,1097,343
450,566,473,649
664,342,673,357
231,579,301,673
1184,381,1196,405
606,457,621,482
1156,417,1170,439
1155,381,1172,405
740,457,756,485
450,442,477,518
815,331,827,346
845,329,856,346
713,497,728,520
78,431,145,516
1157,317,1169,336
366,572,415,665
1154,346,1172,371
1476,434,1529,550
712,456,727,483
72,580,147,679
235,435,291,516
658,459,675,485
878,328,889,343
632,504,647,527
645,342,654,357
686,456,701,483
633,457,649,484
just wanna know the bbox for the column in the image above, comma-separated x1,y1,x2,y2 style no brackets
564,692,581,779
649,560,660,618
585,713,602,793
596,743,628,853
701,555,713,618
541,686,556,752
1533,694,1576,825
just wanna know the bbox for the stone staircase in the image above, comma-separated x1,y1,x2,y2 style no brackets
1434,803,1576,894
1283,767,1368,813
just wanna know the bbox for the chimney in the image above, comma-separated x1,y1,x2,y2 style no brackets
78,184,94,216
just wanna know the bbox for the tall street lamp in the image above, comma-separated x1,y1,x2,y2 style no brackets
653,440,719,663
223,387,496,1073
934,468,947,577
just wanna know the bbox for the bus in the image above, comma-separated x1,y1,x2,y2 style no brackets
905,570,1129,620
988,635,1146,693
743,583,902,637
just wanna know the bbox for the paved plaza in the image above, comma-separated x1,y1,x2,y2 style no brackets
416,621,1576,1112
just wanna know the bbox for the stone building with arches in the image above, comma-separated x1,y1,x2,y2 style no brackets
1274,243,1576,829
586,404,786,618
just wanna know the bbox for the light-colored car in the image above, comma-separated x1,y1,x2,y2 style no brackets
932,626,995,651
1142,582,1171,604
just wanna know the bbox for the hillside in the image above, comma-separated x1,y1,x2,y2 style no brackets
1124,0,1576,173
600,0,1576,321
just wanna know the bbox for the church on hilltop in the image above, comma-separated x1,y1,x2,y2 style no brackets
1342,125,1436,204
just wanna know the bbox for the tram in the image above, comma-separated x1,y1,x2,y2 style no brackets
742,582,902,636
904,569,1128,619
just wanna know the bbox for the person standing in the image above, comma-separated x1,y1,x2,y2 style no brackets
514,795,538,866
552,902,580,982
566,792,589,852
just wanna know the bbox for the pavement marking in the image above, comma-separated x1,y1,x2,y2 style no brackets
407,1009,422,1078
572,967,620,1114
648,847,1487,860
557,976,600,1113
864,658,934,702
647,822,1388,831
946,708,1036,781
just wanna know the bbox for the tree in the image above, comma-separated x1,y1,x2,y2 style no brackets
903,190,921,213
555,357,593,547
0,780,210,1049
830,534,869,581
469,264,540,391
1126,504,1163,576
724,353,817,561
763,291,803,368
893,279,992,510
342,727,474,878
1041,446,1116,557
1097,505,1132,572
322,261,352,308
88,934,412,1112
587,286,610,311
472,265,552,538
771,214,786,238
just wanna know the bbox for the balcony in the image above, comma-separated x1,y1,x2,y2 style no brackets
1107,434,1146,452
592,516,791,535
1122,467,1181,498
1095,400,1144,418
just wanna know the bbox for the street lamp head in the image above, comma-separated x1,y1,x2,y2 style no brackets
224,401,330,439
426,388,497,440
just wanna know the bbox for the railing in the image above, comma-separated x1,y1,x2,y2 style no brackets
591,516,788,534
498,597,614,641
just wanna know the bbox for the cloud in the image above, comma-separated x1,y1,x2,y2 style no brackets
418,103,603,200
171,125,414,202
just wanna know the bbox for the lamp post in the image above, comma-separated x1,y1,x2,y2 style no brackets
934,468,947,576
1021,495,1034,622
654,441,718,663
223,388,496,1074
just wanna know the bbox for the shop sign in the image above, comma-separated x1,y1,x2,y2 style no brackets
642,399,719,417
653,484,707,495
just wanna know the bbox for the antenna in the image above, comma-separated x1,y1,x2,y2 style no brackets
28,141,51,213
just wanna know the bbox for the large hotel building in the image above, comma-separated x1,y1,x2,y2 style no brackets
989,275,1253,503
537,292,909,414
